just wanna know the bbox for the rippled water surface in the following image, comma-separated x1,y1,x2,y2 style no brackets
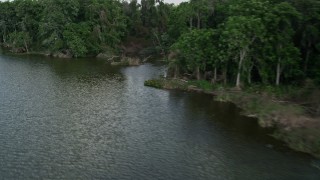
0,54,320,179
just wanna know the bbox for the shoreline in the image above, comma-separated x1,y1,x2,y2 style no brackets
0,48,149,66
145,78,320,158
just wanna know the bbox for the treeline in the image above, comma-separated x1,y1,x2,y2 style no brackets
0,0,319,86
0,0,171,57
167,0,320,87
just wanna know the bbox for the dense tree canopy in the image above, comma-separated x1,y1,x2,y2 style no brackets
168,0,320,86
0,0,319,86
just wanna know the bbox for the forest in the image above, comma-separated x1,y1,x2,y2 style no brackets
0,0,319,87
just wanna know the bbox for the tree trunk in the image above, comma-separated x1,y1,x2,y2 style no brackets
276,58,281,86
24,39,29,53
189,17,193,30
174,65,179,79
211,67,217,84
2,28,6,43
248,72,251,85
223,68,227,85
197,12,201,29
153,31,165,57
276,44,283,86
236,50,246,88
304,47,311,73
247,64,253,84
195,66,200,80
236,71,241,88
214,67,217,83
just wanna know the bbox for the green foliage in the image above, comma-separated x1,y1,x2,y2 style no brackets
144,78,188,90
172,29,216,77
8,31,31,51
188,80,214,92
168,0,318,87
38,0,80,51
0,0,318,86
144,79,164,89
63,23,90,57
244,84,300,98
0,0,129,56
220,15,265,86
167,2,190,41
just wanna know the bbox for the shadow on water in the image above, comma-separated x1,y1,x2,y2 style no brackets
167,90,315,156
2,53,125,81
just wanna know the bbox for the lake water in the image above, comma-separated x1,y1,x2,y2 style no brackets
0,54,319,179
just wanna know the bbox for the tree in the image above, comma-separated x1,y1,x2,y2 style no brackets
38,0,80,51
167,2,190,41
63,22,90,57
122,0,142,36
85,0,127,52
268,2,301,86
172,29,216,80
290,0,320,78
8,31,31,52
221,16,265,88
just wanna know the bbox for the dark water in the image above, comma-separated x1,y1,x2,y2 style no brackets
0,54,319,179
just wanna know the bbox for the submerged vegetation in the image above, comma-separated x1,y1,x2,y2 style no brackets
1,0,320,156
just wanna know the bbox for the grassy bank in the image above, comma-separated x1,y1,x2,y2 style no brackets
144,79,188,90
145,78,320,158
218,89,320,158
144,78,224,94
